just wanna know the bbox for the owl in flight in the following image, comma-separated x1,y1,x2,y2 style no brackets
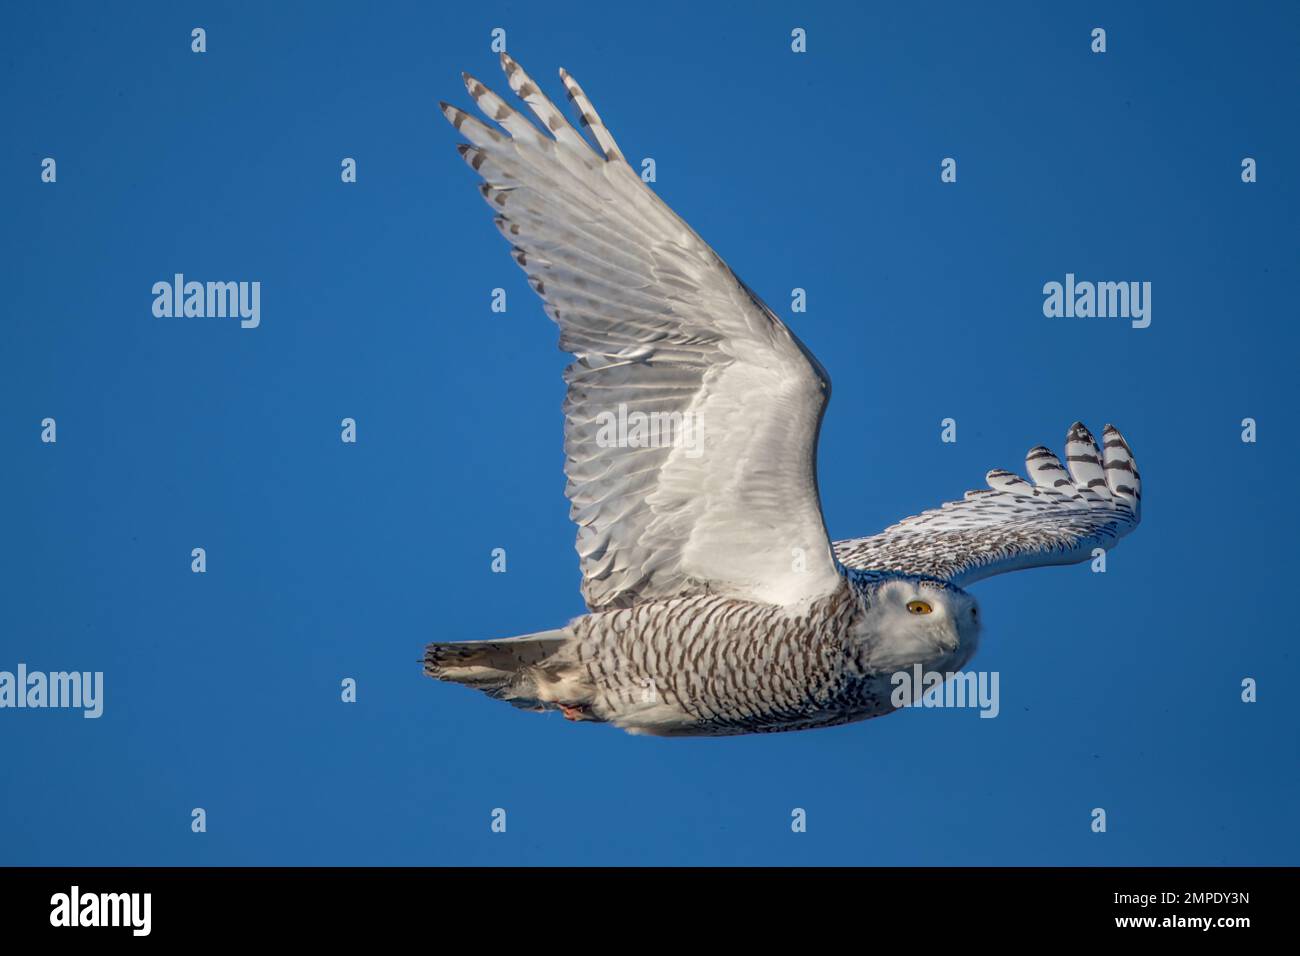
425,54,1143,736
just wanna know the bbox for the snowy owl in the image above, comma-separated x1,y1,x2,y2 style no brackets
424,54,1143,736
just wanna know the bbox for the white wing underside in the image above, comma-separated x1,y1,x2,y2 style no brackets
444,54,842,611
445,57,1144,605
834,423,1142,586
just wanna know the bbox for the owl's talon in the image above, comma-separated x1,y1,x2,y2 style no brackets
560,703,588,721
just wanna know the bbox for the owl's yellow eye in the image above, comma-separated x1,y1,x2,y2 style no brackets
906,600,933,615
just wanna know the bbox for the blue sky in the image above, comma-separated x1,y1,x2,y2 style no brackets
2,1,1297,865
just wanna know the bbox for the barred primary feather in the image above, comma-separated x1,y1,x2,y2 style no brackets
833,423,1142,586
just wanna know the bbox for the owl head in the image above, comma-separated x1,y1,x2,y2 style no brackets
854,573,982,673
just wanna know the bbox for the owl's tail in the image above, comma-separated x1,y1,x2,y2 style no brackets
423,629,570,710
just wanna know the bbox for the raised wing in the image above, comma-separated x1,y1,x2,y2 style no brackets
443,54,842,610
834,423,1141,586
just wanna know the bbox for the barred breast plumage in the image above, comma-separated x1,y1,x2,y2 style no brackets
557,584,865,735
